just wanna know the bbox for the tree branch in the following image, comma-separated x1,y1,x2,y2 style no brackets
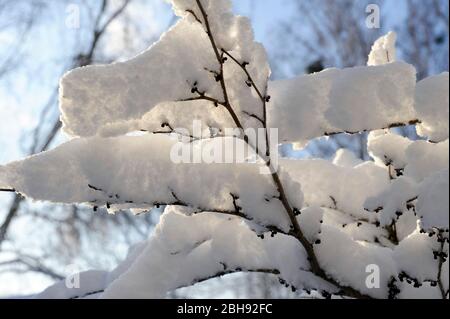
0,188,15,193
193,0,370,299
176,267,281,290
324,120,421,137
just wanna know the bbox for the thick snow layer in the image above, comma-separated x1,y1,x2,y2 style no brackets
36,270,109,299
366,136,449,230
368,132,449,181
61,0,270,140
316,225,397,299
100,206,315,298
61,19,218,137
0,135,297,230
332,149,363,168
268,62,416,147
403,140,449,182
415,72,449,142
281,159,389,220
368,131,413,169
416,170,449,230
297,206,324,242
393,231,439,282
98,100,235,138
365,177,419,227
367,32,397,66
2,0,449,299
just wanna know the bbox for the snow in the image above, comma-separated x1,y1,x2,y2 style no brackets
364,177,419,227
415,72,449,142
403,140,449,182
393,231,439,282
281,159,389,221
36,270,109,299
100,206,311,298
61,19,218,137
416,170,449,230
368,131,413,169
0,135,297,231
332,149,363,168
269,62,417,147
366,134,449,230
367,32,397,66
1,0,449,300
316,225,397,299
61,0,270,142
297,206,323,242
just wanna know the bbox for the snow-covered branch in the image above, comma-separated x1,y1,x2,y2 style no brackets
0,0,448,299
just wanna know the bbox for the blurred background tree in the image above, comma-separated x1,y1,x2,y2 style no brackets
0,0,448,297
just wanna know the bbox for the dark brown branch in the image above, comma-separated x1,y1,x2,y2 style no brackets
242,111,264,125
0,188,16,193
195,0,247,142
221,49,270,156
386,221,399,245
179,95,225,107
176,267,281,290
185,9,201,24
71,268,283,299
324,120,422,137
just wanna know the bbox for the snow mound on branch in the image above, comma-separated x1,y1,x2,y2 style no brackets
393,231,440,282
60,0,270,139
0,135,298,230
366,134,448,230
98,101,235,138
403,140,449,182
297,206,323,242
415,72,449,142
60,19,218,137
269,62,416,147
416,170,449,230
368,131,413,169
368,132,449,181
332,149,363,168
368,31,397,66
281,159,389,221
100,206,313,298
35,270,109,299
316,225,397,299
365,177,419,227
